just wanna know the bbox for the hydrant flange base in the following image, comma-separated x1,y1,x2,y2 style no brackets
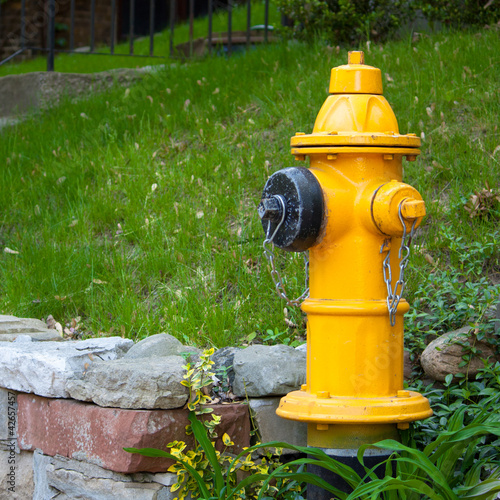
291,147,421,158
291,132,420,149
276,390,433,424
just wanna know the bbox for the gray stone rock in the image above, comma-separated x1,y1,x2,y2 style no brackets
125,333,198,360
37,454,173,500
233,344,306,397
249,398,307,455
66,356,189,409
135,472,177,487
0,69,145,118
0,314,62,342
33,450,59,500
0,448,34,500
295,343,307,353
0,337,133,397
212,346,241,386
420,327,497,382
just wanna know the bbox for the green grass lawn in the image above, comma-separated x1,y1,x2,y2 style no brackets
0,27,499,350
0,0,281,76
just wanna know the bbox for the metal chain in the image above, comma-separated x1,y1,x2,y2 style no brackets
380,202,418,326
262,196,309,307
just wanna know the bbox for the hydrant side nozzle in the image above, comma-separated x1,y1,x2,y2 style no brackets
371,181,425,237
259,167,325,252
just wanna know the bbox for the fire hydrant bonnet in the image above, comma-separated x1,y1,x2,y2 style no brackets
329,51,383,95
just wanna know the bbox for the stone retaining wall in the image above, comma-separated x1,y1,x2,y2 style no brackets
0,315,307,499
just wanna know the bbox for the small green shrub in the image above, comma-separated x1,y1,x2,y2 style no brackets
409,361,500,451
417,0,500,28
276,0,414,45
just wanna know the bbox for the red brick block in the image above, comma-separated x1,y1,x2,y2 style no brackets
17,395,250,473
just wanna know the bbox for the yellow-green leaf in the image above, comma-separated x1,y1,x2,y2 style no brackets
222,433,234,446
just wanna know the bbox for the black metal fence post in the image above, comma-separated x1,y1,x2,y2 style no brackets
169,0,175,57
129,0,135,55
208,0,213,56
227,0,232,57
265,0,270,43
110,0,116,54
90,0,96,52
149,0,155,56
189,0,194,57
70,0,75,51
246,0,251,50
47,0,56,71
21,0,26,51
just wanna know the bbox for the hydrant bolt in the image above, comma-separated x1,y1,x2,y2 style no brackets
257,196,284,223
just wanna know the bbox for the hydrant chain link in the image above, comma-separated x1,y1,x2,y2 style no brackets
262,194,310,307
382,202,418,326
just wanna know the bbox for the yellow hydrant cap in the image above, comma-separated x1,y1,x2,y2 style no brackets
329,51,383,95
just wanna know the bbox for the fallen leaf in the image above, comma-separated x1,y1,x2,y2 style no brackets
55,322,63,336
68,219,78,228
424,253,436,266
92,279,108,285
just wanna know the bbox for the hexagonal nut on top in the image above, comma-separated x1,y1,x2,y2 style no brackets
258,196,284,223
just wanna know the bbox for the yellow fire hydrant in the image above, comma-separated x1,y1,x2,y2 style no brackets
258,51,432,494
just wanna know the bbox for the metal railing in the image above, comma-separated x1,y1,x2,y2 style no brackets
0,0,273,72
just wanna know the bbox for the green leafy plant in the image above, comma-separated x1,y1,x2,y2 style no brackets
126,348,305,499
404,265,499,355
417,0,500,28
126,406,500,499
261,327,303,347
181,347,221,438
410,361,500,451
126,411,310,500
355,408,500,499
276,0,414,45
